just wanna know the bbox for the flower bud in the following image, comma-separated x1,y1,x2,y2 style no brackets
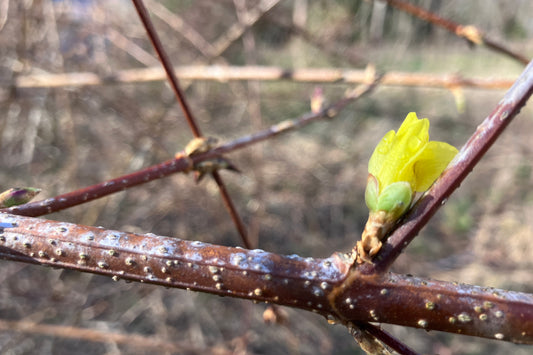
0,187,41,207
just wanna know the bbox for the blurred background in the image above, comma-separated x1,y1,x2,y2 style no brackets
0,0,532,354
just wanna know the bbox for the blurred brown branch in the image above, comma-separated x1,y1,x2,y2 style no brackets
378,0,530,65
0,319,190,352
6,65,515,90
106,27,160,67
145,0,281,61
144,0,218,59
0,212,531,344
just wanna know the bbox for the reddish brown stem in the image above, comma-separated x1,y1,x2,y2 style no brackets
2,81,378,218
381,0,530,65
212,171,252,249
3,157,190,217
354,322,420,355
131,0,202,137
367,59,533,274
0,213,531,344
133,0,253,248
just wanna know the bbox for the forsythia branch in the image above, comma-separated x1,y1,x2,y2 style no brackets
0,213,531,344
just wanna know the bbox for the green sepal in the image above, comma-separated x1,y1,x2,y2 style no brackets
376,181,412,219
364,174,379,212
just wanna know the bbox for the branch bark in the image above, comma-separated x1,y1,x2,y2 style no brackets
0,213,531,344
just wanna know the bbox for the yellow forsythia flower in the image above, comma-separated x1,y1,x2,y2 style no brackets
357,112,458,263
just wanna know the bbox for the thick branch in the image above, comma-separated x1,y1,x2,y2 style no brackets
0,213,531,344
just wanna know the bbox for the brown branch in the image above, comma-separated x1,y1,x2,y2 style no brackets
366,59,533,274
212,171,252,249
144,0,218,58
106,27,160,67
132,0,202,137
210,0,281,57
379,0,530,65
132,0,253,249
7,66,515,90
145,0,280,63
0,319,191,352
2,80,379,217
351,322,420,355
0,213,531,344
270,17,368,67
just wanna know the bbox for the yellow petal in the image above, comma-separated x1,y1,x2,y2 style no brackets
369,112,430,189
368,129,396,183
397,112,428,142
412,141,458,191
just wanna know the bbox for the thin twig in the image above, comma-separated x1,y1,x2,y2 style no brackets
2,79,379,218
132,0,252,249
145,0,280,64
366,59,533,274
212,171,252,249
131,0,202,137
210,0,281,57
106,27,160,67
351,322,420,355
0,319,190,352
359,323,419,355
379,0,530,65
144,0,218,58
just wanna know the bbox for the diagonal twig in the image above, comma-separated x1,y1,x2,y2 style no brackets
106,27,160,67
131,0,202,137
144,0,218,59
351,322,420,355
132,0,252,249
1,79,380,218
210,0,281,57
379,0,530,65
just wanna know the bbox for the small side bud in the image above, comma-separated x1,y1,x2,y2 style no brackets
263,305,288,325
193,157,240,183
375,181,412,219
175,136,219,174
310,87,325,114
184,137,218,157
0,187,41,207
